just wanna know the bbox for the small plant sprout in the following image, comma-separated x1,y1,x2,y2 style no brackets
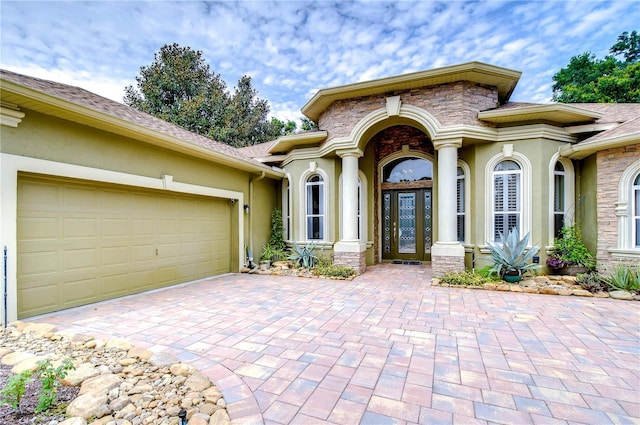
0,370,32,414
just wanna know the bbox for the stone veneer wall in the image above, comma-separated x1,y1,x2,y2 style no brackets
318,82,498,142
333,251,367,275
596,143,640,269
432,255,465,278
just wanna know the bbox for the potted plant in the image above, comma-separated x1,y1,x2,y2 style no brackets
486,229,541,282
546,225,595,275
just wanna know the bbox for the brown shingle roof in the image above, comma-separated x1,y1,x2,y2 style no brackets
1,69,270,169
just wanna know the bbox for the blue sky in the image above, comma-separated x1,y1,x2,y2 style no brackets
1,1,638,122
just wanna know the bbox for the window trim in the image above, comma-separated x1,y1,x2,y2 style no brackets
615,158,640,251
299,165,330,242
484,148,532,244
457,160,471,244
548,154,575,247
282,174,292,241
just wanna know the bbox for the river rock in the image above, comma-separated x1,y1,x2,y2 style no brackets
609,290,634,300
171,363,197,376
188,413,210,425
128,346,154,360
67,392,111,419
572,289,594,297
2,350,35,366
106,338,133,350
59,417,88,425
210,409,231,425
185,373,212,392
11,354,49,374
149,351,179,367
62,362,100,386
80,373,123,395
21,322,57,337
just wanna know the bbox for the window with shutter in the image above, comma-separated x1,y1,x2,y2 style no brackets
553,162,565,239
456,167,465,242
493,160,521,241
306,174,324,240
634,174,640,247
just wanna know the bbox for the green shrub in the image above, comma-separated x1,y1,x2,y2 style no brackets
313,260,355,279
576,272,606,293
0,370,31,413
548,225,595,269
476,266,502,281
600,264,640,293
440,271,492,286
33,359,75,413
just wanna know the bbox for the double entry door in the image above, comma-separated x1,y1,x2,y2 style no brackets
382,188,432,262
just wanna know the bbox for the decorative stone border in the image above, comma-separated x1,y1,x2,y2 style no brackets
431,275,640,301
0,321,234,424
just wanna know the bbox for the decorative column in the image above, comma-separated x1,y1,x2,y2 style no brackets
334,149,367,274
432,139,465,277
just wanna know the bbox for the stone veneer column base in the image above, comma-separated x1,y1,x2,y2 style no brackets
431,242,465,278
333,251,366,275
333,241,367,275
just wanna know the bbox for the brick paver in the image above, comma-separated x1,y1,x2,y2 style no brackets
29,264,640,424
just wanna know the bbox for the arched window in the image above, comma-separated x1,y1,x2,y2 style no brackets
493,160,521,241
383,157,433,182
457,167,465,243
553,161,566,239
306,174,324,240
634,173,640,247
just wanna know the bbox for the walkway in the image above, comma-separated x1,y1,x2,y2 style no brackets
29,264,640,424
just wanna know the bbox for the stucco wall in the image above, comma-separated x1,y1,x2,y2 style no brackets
1,108,280,266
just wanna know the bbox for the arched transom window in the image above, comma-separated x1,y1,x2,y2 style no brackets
383,158,433,183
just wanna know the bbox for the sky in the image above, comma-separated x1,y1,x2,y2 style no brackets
1,1,638,123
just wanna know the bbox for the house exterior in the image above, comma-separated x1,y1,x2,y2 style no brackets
1,70,282,320
2,62,639,320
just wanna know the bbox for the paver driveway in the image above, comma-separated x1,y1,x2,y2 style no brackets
29,264,639,424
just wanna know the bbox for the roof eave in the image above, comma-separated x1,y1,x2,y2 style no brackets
1,79,283,179
478,104,603,125
268,131,328,154
561,133,640,159
302,61,521,121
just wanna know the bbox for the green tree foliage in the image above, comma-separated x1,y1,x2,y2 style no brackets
124,43,286,147
552,30,640,103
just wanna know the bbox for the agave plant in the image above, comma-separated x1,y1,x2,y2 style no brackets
486,229,541,278
288,241,319,269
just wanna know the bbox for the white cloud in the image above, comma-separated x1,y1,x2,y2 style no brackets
2,0,639,120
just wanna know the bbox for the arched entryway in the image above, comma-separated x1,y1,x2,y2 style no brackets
369,125,436,263
381,157,434,261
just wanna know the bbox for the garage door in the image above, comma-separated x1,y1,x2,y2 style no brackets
17,174,231,318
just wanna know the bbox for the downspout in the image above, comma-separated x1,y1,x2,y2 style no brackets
249,171,266,264
3,246,7,328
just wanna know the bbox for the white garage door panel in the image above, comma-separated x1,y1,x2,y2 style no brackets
17,175,232,318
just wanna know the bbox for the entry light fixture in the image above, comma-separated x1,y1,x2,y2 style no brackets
244,204,250,214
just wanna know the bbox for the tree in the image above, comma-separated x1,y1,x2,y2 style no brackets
300,117,318,132
552,30,640,103
124,43,282,146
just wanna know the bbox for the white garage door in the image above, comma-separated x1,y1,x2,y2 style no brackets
17,174,231,318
